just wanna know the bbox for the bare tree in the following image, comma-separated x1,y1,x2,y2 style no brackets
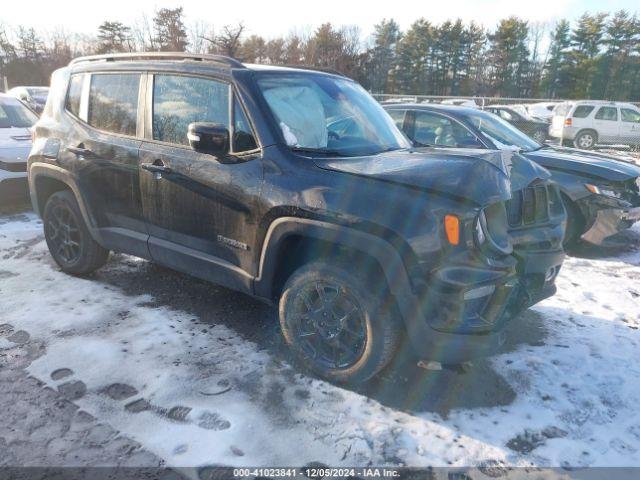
202,23,244,57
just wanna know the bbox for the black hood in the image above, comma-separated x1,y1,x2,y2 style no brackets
526,146,640,182
314,148,549,207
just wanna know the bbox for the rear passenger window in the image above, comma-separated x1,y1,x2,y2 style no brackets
572,105,594,118
88,74,140,136
65,74,84,117
153,75,229,146
594,106,618,121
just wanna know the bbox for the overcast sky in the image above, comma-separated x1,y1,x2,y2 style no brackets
2,0,638,40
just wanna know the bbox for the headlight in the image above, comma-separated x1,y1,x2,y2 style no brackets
474,205,512,256
585,183,623,199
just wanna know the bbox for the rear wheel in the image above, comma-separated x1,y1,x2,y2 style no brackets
574,130,597,150
43,190,109,275
279,262,401,383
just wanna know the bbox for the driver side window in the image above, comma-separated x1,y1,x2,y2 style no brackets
413,112,479,148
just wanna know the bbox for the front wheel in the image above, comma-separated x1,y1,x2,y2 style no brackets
279,262,401,383
561,195,586,249
43,190,110,275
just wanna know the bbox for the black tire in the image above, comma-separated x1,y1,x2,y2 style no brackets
573,130,597,150
279,261,401,383
532,129,547,144
43,190,109,275
561,195,585,249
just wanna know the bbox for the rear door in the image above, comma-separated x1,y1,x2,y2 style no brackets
64,71,147,256
593,106,620,143
139,72,263,292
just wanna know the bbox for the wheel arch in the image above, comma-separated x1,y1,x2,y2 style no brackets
29,163,103,244
254,217,414,306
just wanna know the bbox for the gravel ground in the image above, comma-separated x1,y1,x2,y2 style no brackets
1,201,640,470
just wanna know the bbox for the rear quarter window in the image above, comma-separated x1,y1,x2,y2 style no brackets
572,105,594,118
88,73,140,136
65,74,84,117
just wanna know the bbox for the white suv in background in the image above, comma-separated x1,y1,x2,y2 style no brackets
549,100,640,149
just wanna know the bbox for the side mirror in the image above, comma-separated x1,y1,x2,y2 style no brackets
187,122,229,157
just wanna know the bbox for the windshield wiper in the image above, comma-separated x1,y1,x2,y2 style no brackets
290,146,346,156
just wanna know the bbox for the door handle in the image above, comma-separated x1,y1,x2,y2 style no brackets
141,160,172,180
67,146,96,158
141,163,172,174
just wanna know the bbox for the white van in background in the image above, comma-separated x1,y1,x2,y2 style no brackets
549,100,640,149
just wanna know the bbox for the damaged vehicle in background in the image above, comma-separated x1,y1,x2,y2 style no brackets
384,103,640,248
0,93,37,203
29,53,565,383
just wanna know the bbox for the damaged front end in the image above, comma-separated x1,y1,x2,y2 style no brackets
402,152,566,364
579,178,640,245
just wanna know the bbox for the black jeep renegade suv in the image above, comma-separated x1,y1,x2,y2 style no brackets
28,53,566,383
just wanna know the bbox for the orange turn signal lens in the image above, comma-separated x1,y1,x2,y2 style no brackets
444,214,460,245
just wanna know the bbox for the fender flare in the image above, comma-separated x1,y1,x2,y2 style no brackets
253,217,414,306
29,162,105,245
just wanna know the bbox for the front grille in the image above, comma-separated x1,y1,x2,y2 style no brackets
0,161,27,173
507,184,550,227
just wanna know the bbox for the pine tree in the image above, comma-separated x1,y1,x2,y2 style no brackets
153,7,189,52
367,19,401,93
97,21,132,54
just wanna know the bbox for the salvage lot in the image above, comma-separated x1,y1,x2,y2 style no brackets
1,204,640,469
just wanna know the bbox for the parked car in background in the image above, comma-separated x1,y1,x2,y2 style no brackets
29,53,565,383
7,86,49,114
0,93,37,203
384,103,640,247
484,105,549,143
526,102,559,123
549,100,640,150
441,98,479,108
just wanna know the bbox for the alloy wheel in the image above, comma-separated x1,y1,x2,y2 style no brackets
578,134,594,149
46,204,82,264
290,281,367,370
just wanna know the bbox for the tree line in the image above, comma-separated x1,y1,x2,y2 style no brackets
0,7,638,100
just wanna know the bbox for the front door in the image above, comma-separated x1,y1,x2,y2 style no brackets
139,73,263,293
620,108,640,145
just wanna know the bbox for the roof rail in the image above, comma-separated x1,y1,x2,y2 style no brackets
279,64,346,77
70,52,245,69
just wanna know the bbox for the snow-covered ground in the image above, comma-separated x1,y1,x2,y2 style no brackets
1,211,640,469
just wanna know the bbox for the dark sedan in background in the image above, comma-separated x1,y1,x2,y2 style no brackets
384,103,640,248
485,105,549,144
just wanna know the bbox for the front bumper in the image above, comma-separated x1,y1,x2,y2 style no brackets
0,170,29,202
400,249,564,364
581,205,640,245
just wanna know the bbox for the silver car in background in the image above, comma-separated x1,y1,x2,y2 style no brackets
7,86,49,114
549,100,640,150
0,94,37,203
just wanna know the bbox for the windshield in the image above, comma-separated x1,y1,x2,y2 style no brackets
257,73,410,156
0,100,39,128
468,110,540,152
